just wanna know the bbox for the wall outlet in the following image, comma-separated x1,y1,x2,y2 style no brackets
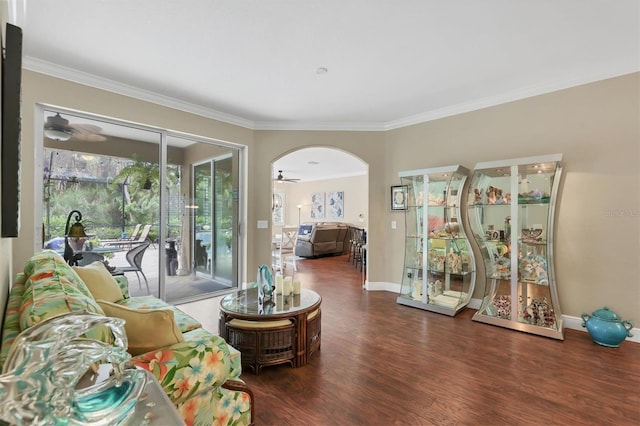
257,220,268,229
391,220,397,229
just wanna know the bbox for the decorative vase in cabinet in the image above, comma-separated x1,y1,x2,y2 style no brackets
396,165,476,316
467,154,564,339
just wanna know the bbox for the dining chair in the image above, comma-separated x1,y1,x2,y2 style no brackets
280,226,298,272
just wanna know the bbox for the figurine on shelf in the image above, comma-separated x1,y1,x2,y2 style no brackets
444,221,460,237
428,250,446,272
427,280,443,300
474,188,482,204
504,216,511,241
447,249,462,274
503,192,511,204
428,192,445,206
411,280,423,300
486,185,498,204
494,188,504,204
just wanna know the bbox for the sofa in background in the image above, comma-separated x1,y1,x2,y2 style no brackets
0,251,253,426
294,223,351,258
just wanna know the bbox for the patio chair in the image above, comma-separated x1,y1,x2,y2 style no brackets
119,241,151,294
104,224,152,249
100,224,141,246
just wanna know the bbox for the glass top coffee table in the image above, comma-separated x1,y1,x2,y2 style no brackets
219,288,322,373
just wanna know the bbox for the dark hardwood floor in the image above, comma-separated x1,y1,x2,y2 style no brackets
241,255,640,426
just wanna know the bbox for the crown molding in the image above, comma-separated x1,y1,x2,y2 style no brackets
253,121,387,132
383,66,640,131
24,57,639,133
23,57,256,130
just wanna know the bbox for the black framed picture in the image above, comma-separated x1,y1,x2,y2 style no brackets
1,23,23,237
391,185,408,211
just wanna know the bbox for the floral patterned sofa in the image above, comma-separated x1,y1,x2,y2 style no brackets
0,251,253,425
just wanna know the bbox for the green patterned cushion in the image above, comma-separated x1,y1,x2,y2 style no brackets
113,275,130,300
0,273,27,370
175,384,252,426
19,251,110,342
29,251,95,299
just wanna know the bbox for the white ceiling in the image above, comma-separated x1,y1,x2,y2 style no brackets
13,0,639,132
273,147,367,183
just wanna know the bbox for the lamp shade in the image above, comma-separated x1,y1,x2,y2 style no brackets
44,128,72,141
67,222,87,239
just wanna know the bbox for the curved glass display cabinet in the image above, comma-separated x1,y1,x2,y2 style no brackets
396,165,476,316
467,154,564,339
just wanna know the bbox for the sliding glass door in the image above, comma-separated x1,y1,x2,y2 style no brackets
40,106,243,304
192,154,237,286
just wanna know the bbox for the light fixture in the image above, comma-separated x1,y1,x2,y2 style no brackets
44,128,73,141
64,210,88,266
44,113,74,141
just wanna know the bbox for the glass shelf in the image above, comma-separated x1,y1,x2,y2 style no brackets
467,154,564,339
396,165,476,316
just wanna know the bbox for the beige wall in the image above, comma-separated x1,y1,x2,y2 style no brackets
384,73,640,323
8,69,639,327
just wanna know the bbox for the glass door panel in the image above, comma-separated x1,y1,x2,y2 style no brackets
42,107,161,299
193,161,213,276
41,108,243,305
212,155,235,284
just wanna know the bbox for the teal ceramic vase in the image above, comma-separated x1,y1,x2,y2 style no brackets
257,264,274,303
581,307,633,347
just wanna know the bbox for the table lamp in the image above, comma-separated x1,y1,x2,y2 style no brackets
63,210,87,266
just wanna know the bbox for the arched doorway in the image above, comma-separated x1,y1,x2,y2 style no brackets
271,147,368,280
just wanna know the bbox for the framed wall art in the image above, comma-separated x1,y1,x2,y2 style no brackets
327,191,344,219
391,185,408,211
311,192,325,219
272,190,285,225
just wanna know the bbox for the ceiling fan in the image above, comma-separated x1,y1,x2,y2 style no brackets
274,170,300,183
44,113,107,142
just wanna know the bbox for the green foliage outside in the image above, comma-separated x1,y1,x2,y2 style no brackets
43,150,181,244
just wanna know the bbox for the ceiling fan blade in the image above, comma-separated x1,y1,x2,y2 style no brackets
71,123,102,134
69,123,107,142
73,133,108,142
274,170,300,182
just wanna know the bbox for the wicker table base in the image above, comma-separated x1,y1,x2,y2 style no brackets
219,289,322,374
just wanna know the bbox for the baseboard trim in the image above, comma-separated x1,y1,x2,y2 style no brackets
365,281,639,344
